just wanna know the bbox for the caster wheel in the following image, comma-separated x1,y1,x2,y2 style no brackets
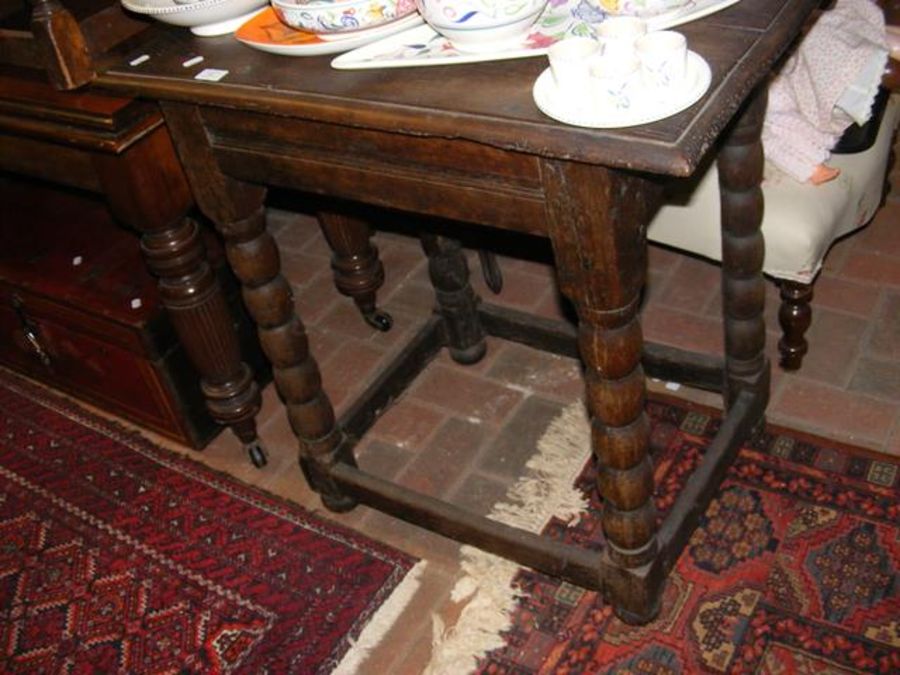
364,310,393,332
246,442,268,468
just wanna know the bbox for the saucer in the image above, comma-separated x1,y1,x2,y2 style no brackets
532,50,711,128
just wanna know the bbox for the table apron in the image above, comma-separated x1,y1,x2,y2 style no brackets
200,106,557,236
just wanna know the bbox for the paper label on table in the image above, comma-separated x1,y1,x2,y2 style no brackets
195,69,230,82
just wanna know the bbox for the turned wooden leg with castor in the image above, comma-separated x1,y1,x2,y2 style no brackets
93,123,266,466
777,280,813,370
140,216,265,466
543,159,664,624
318,210,393,332
420,233,487,364
717,89,771,411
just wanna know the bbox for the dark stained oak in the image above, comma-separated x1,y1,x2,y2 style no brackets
92,0,820,621
717,89,771,411
420,233,486,364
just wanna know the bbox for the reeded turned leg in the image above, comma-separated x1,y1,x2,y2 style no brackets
777,280,812,370
717,89,771,409
420,233,486,364
318,210,392,331
543,160,664,623
93,123,265,464
141,217,265,465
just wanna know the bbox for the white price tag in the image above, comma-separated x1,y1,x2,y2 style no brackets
195,68,229,82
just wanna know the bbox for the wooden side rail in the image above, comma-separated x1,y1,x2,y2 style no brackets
330,303,766,620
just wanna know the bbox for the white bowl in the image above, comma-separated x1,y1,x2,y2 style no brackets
414,0,548,53
121,0,268,35
271,0,418,34
598,0,689,17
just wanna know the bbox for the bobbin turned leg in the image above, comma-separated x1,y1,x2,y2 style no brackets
718,89,771,411
777,280,812,370
420,233,486,364
160,102,354,508
542,160,664,624
92,123,264,464
318,210,393,332
227,206,355,511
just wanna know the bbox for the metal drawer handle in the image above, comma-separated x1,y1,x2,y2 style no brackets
11,296,52,368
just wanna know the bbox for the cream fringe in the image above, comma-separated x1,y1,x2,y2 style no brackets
334,560,427,675
423,402,591,674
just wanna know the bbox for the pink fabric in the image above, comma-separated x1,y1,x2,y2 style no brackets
762,0,887,182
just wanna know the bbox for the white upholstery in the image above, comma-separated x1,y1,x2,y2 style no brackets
648,95,900,284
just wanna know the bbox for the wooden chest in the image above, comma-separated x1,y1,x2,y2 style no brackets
0,177,249,448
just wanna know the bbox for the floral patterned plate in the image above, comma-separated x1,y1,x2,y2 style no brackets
330,0,738,69
235,7,423,56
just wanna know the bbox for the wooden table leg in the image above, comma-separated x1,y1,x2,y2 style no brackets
717,88,771,411
93,122,265,465
161,102,355,510
318,210,393,331
420,233,487,364
543,159,664,623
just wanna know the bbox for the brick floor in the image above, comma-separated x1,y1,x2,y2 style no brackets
96,131,900,673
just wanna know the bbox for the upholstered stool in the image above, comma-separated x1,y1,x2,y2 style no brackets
647,94,899,369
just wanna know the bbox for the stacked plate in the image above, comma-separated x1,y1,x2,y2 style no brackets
271,0,418,35
120,0,269,36
236,2,423,56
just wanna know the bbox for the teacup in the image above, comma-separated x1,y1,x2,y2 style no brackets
596,16,647,60
635,30,688,90
590,53,639,109
547,37,601,99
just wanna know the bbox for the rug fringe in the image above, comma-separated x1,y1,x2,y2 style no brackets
333,560,427,674
424,402,591,675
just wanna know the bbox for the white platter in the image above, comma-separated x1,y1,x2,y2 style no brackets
532,50,711,128
331,0,738,69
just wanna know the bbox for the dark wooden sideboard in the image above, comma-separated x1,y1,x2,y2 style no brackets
93,0,820,621
0,65,273,449
0,0,280,461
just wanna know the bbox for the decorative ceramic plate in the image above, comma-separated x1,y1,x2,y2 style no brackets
331,0,738,69
532,50,711,127
235,7,424,55
121,0,267,35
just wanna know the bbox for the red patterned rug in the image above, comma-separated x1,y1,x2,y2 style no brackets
469,397,900,674
0,370,417,673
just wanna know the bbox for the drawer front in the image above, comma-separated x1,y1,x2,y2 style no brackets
0,296,208,446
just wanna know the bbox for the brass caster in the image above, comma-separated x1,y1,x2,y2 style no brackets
246,442,268,468
364,309,393,332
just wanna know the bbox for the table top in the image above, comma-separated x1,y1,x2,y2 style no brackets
97,0,818,177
